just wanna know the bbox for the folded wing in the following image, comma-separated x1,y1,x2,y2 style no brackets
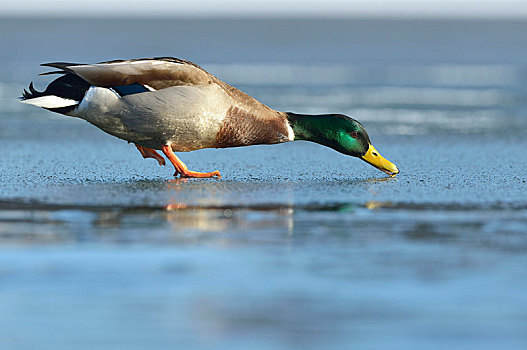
41,57,215,91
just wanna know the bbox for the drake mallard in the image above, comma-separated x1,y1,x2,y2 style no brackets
21,57,399,178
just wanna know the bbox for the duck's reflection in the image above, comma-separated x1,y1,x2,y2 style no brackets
162,205,294,237
162,178,295,236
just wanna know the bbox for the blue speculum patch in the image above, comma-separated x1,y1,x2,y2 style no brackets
112,84,150,96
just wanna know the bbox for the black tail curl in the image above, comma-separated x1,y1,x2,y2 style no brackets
22,73,90,102
22,73,91,114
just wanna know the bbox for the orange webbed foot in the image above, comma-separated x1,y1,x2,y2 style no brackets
161,145,221,179
177,170,222,178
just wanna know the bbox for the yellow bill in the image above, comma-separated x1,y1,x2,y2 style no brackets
361,144,399,177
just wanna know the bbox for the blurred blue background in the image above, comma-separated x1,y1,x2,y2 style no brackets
1,1,527,349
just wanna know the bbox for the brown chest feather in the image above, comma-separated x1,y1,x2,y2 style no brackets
215,107,289,148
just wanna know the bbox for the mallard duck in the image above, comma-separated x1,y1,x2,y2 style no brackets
21,57,399,178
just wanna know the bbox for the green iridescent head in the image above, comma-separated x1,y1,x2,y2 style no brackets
286,113,399,176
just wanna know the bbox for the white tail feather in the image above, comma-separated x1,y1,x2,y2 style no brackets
20,96,77,108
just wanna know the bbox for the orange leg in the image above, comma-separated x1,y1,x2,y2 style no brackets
161,145,221,178
135,144,166,166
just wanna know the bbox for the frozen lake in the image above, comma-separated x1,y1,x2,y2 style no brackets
0,17,527,350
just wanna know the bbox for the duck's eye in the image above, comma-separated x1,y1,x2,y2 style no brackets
350,131,359,138
372,152,378,156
